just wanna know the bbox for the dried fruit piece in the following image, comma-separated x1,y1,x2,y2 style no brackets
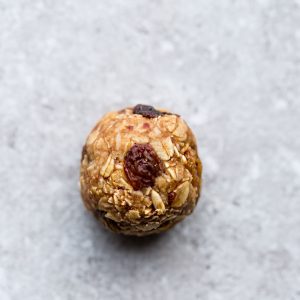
133,104,163,118
168,192,176,204
124,144,163,190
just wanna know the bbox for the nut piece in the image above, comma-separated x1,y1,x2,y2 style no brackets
150,137,174,161
172,181,190,208
80,104,202,236
151,190,166,215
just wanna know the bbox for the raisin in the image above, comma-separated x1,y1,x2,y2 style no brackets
143,123,150,129
133,104,163,118
168,192,176,204
124,143,163,190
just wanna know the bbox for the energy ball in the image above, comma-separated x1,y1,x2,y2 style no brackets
80,104,202,236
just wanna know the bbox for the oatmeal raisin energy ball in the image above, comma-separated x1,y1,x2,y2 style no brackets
80,104,202,236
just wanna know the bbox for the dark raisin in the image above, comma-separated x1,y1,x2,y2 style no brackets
168,192,176,204
133,104,163,118
124,143,163,190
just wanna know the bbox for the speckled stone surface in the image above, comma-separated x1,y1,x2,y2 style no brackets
1,1,300,299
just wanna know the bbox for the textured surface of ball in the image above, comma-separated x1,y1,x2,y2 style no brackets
80,104,202,236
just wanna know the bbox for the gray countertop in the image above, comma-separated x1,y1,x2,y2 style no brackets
1,1,300,299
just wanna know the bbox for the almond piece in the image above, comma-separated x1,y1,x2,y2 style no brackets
172,181,190,207
151,190,166,215
150,140,169,160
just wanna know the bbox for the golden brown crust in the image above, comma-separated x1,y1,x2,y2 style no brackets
80,107,202,236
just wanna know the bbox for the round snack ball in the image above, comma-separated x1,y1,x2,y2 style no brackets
80,104,202,236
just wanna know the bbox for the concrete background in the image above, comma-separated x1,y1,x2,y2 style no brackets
1,0,300,299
